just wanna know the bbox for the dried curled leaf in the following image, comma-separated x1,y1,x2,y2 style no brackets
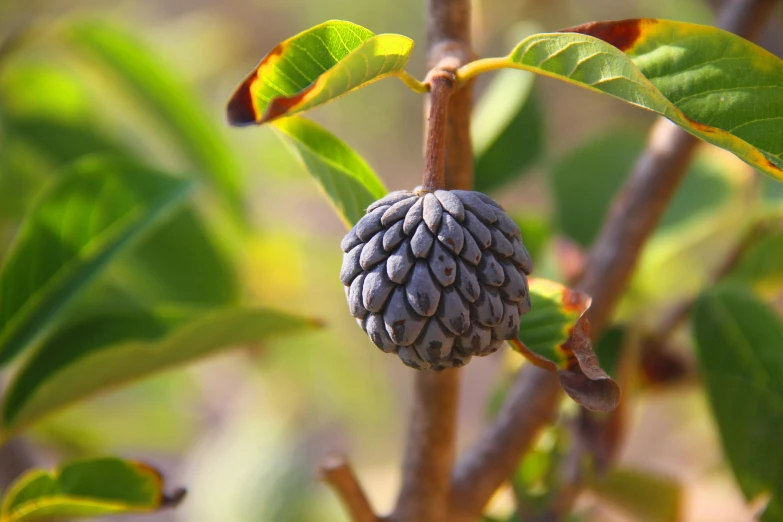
513,278,619,412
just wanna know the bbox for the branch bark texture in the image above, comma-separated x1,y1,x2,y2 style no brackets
448,1,779,520
389,1,473,521
320,456,379,522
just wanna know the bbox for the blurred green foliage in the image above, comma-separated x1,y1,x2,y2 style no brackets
0,2,782,522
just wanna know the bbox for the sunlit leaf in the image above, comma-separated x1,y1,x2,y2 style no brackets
588,467,683,522
473,69,543,193
0,79,237,307
693,283,783,521
0,307,318,435
273,116,386,226
0,62,92,123
0,156,193,367
0,457,184,521
227,20,415,125
459,20,783,182
513,278,619,411
64,21,245,218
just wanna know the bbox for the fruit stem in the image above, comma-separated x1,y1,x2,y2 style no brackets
422,71,455,192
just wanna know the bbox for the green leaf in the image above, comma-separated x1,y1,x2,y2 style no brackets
588,467,682,522
550,127,733,247
0,456,183,521
761,175,783,210
459,20,783,182
0,76,237,307
64,20,245,218
0,156,193,366
226,20,416,125
550,129,645,247
113,207,239,306
729,229,783,295
1,115,131,168
0,307,318,435
520,278,589,363
273,116,386,226
514,278,619,412
473,69,543,193
692,283,783,521
511,214,551,267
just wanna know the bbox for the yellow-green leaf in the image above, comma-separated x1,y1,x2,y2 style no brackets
588,467,683,522
513,278,619,412
272,116,386,226
65,21,246,220
0,156,193,367
0,307,318,436
458,19,783,182
227,20,415,125
0,457,184,522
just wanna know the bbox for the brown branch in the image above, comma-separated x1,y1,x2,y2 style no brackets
426,0,475,191
448,1,779,519
422,72,456,192
320,456,379,522
529,3,780,520
391,370,461,522
389,2,474,521
450,364,561,522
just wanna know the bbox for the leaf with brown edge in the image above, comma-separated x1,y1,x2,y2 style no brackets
457,19,783,183
226,20,415,126
0,456,185,521
512,277,620,412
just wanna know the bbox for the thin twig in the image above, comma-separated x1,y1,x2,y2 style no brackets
448,1,779,519
422,72,456,192
641,218,769,383
657,219,767,336
320,456,379,522
426,0,475,191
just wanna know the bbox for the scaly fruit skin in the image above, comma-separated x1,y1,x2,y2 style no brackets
340,189,532,370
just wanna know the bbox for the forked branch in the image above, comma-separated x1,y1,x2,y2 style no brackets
448,0,780,520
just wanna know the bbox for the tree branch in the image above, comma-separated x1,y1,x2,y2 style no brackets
320,456,379,522
448,1,779,519
391,370,461,522
450,364,561,522
527,3,780,520
389,2,473,521
422,72,456,192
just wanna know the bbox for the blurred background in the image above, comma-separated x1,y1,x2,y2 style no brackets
1,0,782,521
